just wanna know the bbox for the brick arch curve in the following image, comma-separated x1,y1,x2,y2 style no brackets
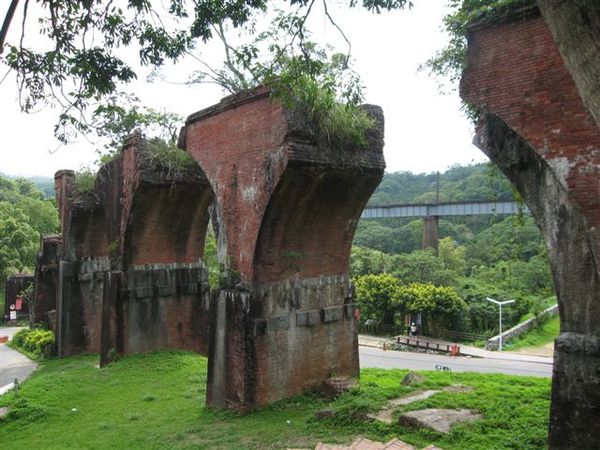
251,163,382,283
182,89,386,411
460,7,600,446
50,135,216,358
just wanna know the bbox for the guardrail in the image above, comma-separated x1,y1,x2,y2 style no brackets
436,330,489,344
395,336,460,355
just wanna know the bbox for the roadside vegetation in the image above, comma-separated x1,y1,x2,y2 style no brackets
504,315,559,352
0,351,550,450
7,328,56,360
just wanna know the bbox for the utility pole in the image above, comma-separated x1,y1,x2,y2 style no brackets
486,297,515,351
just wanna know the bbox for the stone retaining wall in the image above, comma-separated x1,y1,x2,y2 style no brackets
485,304,558,350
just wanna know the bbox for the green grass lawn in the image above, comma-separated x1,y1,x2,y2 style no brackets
0,351,550,450
504,315,560,351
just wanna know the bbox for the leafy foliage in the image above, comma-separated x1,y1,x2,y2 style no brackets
0,202,38,280
392,250,457,286
9,328,56,360
143,137,197,177
72,168,97,196
355,273,466,330
351,162,554,336
355,273,403,324
0,175,59,281
368,163,515,206
1,0,410,146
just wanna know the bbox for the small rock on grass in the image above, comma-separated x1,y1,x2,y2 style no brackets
315,409,337,420
401,372,425,386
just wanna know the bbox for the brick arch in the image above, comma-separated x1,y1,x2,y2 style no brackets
252,163,383,284
122,168,214,267
182,88,386,411
460,6,600,447
51,135,216,358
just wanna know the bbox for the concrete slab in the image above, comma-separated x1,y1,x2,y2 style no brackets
398,408,483,434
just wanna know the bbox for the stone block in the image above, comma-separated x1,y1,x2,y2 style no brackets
78,272,92,282
157,284,175,297
179,283,199,295
398,408,482,434
269,315,290,331
252,318,267,337
322,306,342,323
134,286,153,299
321,376,357,399
296,309,320,327
401,372,425,386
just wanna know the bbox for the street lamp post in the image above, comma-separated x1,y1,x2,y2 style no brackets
486,297,516,351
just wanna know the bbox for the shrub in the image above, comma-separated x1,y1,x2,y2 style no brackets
274,71,374,150
354,273,403,325
73,168,97,195
9,328,55,360
144,137,197,177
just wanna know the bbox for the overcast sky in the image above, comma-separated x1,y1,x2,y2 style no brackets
0,1,487,177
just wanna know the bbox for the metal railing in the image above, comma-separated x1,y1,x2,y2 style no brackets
435,330,489,344
395,336,460,354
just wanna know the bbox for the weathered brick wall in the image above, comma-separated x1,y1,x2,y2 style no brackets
182,89,289,280
122,264,210,355
59,258,110,356
33,235,61,324
124,184,212,265
252,275,359,405
53,136,214,357
460,7,600,446
460,7,600,228
187,89,385,411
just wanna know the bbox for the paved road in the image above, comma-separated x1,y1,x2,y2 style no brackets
359,346,553,377
0,327,37,394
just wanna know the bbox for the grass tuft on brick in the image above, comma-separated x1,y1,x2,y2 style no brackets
0,351,550,449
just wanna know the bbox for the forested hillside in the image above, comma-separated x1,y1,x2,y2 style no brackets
368,163,515,206
0,175,59,282
353,163,554,338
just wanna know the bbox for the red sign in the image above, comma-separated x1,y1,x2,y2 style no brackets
15,297,23,310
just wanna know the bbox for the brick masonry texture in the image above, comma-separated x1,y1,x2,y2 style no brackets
460,7,600,447
460,7,600,228
48,136,214,357
40,88,384,411
186,89,385,410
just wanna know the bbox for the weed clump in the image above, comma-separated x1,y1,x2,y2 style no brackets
144,138,197,179
73,168,97,196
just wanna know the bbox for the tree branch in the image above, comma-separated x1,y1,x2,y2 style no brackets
0,0,20,54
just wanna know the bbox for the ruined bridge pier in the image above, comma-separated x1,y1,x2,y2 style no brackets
36,89,385,412
461,6,600,447
180,89,385,410
45,135,215,360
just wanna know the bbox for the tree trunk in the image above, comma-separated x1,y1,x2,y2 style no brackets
537,0,600,128
474,112,600,449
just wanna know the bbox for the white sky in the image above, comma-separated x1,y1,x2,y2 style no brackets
0,1,487,177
